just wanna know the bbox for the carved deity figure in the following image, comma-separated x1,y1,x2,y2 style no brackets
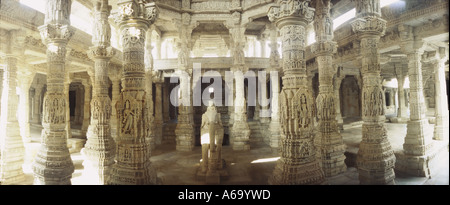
200,102,225,175
122,100,135,134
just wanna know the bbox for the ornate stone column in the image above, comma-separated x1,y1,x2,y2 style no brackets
227,11,251,151
350,0,396,184
334,74,344,130
162,82,170,123
109,64,121,140
432,48,449,141
267,23,281,150
395,64,408,120
145,29,156,149
108,0,159,185
397,36,434,177
32,0,75,184
32,85,43,124
154,82,163,145
18,68,36,143
311,0,346,177
81,0,116,185
64,74,72,139
174,14,196,152
81,80,91,136
267,0,325,185
0,53,26,184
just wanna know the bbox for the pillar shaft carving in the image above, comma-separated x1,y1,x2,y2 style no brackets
433,48,449,141
395,38,435,177
154,83,163,145
0,56,26,184
18,70,36,143
267,0,325,185
351,2,396,184
312,0,346,177
109,65,122,140
32,0,75,184
81,0,116,185
81,81,91,134
108,0,159,185
227,11,251,151
174,14,196,151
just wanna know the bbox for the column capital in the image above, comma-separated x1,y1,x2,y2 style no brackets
351,16,386,37
311,41,337,56
114,0,159,30
88,46,116,60
268,0,315,28
38,24,75,45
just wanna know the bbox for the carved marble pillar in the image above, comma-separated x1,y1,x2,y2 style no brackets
64,74,72,139
109,66,121,140
162,82,170,123
174,15,196,152
351,0,396,184
259,74,270,123
433,48,449,141
74,85,84,124
228,19,251,151
267,0,325,185
312,0,346,177
0,56,26,184
397,39,434,177
18,70,36,143
154,83,163,145
81,81,91,136
334,75,344,130
145,29,156,149
108,0,159,185
269,71,280,149
32,85,43,124
268,23,281,150
175,70,195,151
32,0,75,184
395,66,408,119
81,0,116,185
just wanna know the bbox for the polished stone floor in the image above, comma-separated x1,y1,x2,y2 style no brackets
20,110,448,185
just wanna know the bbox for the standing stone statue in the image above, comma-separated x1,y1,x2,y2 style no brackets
197,102,227,184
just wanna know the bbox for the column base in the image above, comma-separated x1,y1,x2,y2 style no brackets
231,121,250,151
175,123,195,151
315,129,347,177
108,142,159,185
108,162,158,185
396,140,447,178
357,130,396,185
0,122,26,185
269,160,326,185
32,130,74,185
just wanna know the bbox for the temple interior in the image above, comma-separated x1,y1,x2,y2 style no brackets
0,0,448,185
